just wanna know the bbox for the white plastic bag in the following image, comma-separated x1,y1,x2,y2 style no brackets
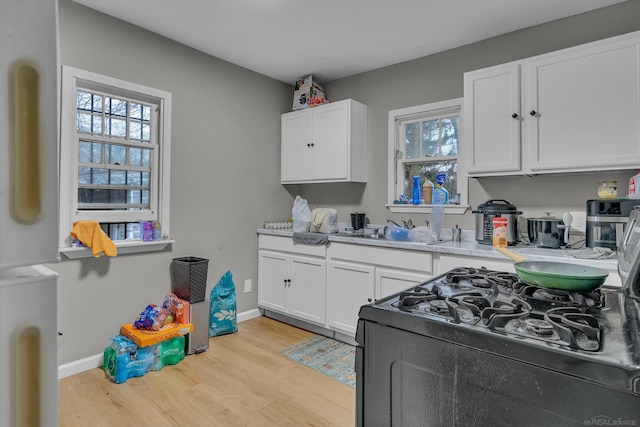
292,196,312,233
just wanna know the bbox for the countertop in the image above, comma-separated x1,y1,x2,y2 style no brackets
257,228,619,273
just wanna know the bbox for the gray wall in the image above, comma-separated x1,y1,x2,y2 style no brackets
303,0,640,233
53,0,640,365
53,0,295,364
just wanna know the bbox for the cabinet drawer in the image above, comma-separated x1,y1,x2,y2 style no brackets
330,243,432,274
259,235,326,257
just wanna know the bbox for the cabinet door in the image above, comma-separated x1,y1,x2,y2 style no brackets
464,62,523,175
289,255,326,325
281,110,313,182
258,250,289,313
327,260,375,335
311,101,350,181
375,268,431,300
526,35,640,173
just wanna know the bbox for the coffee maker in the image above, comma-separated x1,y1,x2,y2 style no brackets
586,199,640,250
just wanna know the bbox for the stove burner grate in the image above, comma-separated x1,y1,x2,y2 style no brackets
518,285,605,312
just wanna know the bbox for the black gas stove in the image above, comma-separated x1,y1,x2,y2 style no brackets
393,267,606,352
356,253,640,425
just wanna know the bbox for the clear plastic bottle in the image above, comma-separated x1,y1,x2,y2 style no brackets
432,173,449,204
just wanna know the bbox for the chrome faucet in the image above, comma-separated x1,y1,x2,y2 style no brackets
386,219,402,227
386,219,414,229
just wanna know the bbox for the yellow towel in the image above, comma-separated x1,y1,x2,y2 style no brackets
71,221,117,257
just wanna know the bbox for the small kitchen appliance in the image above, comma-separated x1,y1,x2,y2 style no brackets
527,212,571,248
472,199,521,246
586,199,640,250
350,212,366,231
356,208,640,425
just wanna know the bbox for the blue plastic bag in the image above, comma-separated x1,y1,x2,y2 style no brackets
209,270,238,337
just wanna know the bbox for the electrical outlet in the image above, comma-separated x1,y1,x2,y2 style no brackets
244,279,252,293
570,211,586,233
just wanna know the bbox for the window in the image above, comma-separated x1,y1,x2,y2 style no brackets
59,66,172,250
387,98,467,214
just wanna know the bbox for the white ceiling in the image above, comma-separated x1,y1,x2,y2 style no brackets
72,0,625,85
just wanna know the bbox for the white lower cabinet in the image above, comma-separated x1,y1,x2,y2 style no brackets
327,243,432,336
258,235,434,339
327,260,375,336
258,236,326,326
376,268,431,299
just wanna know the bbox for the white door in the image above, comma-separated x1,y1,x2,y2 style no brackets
327,260,375,335
464,62,523,175
375,268,431,300
281,110,313,182
526,34,640,173
0,0,59,269
312,101,350,181
289,255,326,325
257,251,289,313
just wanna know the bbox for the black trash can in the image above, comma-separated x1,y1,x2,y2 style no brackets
170,257,209,303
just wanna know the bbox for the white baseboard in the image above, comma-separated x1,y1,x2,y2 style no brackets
58,308,263,379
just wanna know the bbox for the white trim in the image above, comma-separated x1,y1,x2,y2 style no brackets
59,239,175,259
58,308,264,379
59,65,172,249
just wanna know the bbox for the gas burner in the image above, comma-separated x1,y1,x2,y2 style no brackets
524,318,554,336
425,299,451,314
481,298,532,329
544,307,601,351
534,288,571,302
518,286,605,312
471,278,492,288
444,267,521,294
446,267,482,283
397,285,444,308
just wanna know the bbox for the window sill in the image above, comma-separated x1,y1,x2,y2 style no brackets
59,239,175,260
386,204,469,214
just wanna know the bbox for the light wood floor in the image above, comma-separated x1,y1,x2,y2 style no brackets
58,316,355,426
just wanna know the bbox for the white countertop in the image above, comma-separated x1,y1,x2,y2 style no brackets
257,228,619,273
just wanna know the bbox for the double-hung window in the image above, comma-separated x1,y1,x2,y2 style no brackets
387,98,467,214
59,66,172,252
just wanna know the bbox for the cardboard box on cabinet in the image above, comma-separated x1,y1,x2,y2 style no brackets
292,75,328,110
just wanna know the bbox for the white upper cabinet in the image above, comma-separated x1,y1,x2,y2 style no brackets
464,30,640,176
281,99,368,183
464,62,523,175
525,33,640,173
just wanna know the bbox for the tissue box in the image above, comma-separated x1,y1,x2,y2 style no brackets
292,75,327,110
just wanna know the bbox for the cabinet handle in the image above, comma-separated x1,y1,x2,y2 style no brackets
511,113,519,119
529,110,537,116
310,142,315,147
307,143,311,147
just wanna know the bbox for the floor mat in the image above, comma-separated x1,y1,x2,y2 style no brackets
279,335,356,388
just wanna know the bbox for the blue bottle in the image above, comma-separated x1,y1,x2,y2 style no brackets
412,176,421,205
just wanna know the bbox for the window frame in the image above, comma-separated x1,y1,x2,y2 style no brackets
386,98,468,214
59,66,172,253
